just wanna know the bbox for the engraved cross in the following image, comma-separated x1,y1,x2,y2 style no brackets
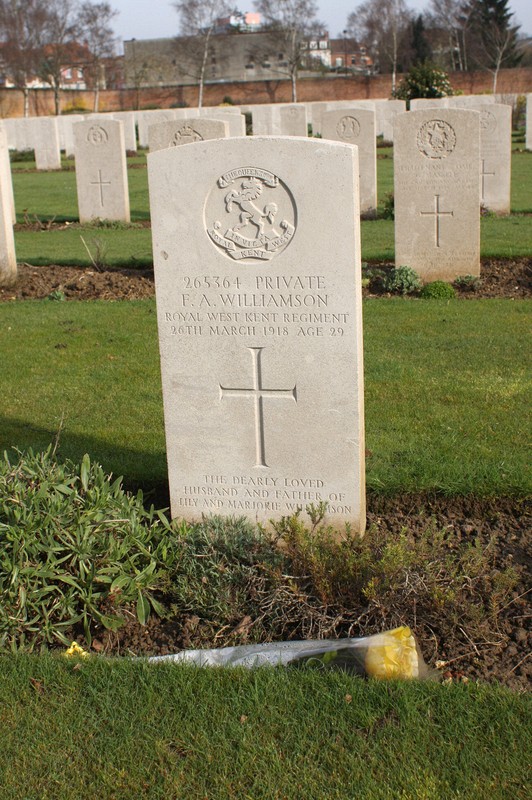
90,169,111,207
219,347,297,468
481,159,495,201
420,194,454,248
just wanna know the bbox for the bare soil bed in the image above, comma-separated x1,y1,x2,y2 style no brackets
0,257,530,302
86,495,531,692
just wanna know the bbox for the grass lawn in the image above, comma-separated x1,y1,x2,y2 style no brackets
0,298,529,497
12,149,531,266
0,655,530,800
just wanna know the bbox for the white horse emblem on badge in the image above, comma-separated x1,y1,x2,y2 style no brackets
206,167,296,262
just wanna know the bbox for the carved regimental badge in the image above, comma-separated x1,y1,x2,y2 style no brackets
417,119,456,159
480,110,497,134
172,124,203,145
87,125,108,145
206,167,296,262
336,116,361,140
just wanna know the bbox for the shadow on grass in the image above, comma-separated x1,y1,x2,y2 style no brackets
1,416,170,508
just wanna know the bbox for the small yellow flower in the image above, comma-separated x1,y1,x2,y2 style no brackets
64,641,90,658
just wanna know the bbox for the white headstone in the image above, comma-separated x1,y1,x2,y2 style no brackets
0,126,16,223
0,141,17,284
476,104,511,214
137,110,180,147
250,105,277,135
148,117,229,152
312,101,375,137
279,105,308,136
321,108,377,215
34,117,62,170
394,109,480,281
74,119,130,223
148,136,366,532
409,98,450,111
377,99,406,142
112,111,138,152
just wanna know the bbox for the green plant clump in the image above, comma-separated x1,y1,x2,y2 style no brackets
380,191,394,219
453,274,481,292
0,448,180,651
419,281,456,299
9,149,35,163
382,266,421,295
394,62,454,103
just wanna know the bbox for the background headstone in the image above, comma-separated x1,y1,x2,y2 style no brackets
250,105,277,135
148,136,366,532
470,103,511,214
394,109,480,281
378,99,406,142
74,119,130,223
59,114,85,157
148,117,229,152
34,117,61,171
322,107,377,215
409,98,450,111
448,100,511,212
0,139,17,284
206,113,246,137
0,126,16,223
279,105,308,136
112,111,138,152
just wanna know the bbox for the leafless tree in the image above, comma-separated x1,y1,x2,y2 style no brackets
77,1,117,112
467,0,521,92
38,0,80,115
253,0,322,102
0,0,49,117
428,0,475,71
347,0,412,93
172,0,231,108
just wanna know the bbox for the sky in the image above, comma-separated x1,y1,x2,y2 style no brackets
113,0,532,51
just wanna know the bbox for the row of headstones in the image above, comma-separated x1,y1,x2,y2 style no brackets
1,92,523,162
146,106,507,532
0,103,513,287
75,100,512,225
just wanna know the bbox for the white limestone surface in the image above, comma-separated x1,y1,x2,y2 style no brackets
322,107,377,214
394,109,480,281
148,136,366,533
148,117,229,152
74,118,130,222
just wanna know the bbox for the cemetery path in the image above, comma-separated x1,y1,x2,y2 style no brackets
0,257,530,302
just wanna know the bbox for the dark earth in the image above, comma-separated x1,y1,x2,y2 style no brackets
0,256,531,302
2,258,530,690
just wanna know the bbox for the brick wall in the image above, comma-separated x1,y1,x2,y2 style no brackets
1,67,530,117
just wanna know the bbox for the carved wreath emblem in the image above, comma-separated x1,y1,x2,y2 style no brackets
480,110,497,134
172,124,204,145
206,167,296,262
86,125,108,145
336,116,361,140
417,119,456,159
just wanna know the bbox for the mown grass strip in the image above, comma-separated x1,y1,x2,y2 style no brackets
11,149,532,265
0,298,529,496
0,655,530,800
